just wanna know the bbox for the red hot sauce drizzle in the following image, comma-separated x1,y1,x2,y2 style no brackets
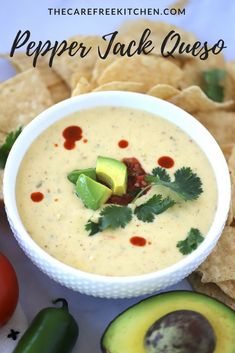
130,236,147,247
31,192,44,202
158,156,174,169
62,126,83,150
118,139,129,148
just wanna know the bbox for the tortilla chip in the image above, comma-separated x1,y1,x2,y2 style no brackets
9,53,60,86
198,52,226,69
188,273,235,310
160,56,184,68
53,35,106,88
119,19,197,57
195,111,235,145
71,77,93,96
97,56,183,90
48,81,70,103
170,86,234,114
217,280,235,300
197,227,235,283
180,61,204,89
71,73,83,90
226,181,234,227
224,61,235,101
92,55,118,84
180,54,226,89
8,53,70,103
0,69,53,133
0,132,5,144
228,145,235,173
217,140,235,227
93,81,145,93
170,0,188,9
228,146,235,226
222,144,235,162
227,61,235,77
147,84,180,100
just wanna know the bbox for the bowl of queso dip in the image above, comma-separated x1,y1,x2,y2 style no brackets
3,92,230,298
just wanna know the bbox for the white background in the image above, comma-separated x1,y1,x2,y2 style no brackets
0,1,234,352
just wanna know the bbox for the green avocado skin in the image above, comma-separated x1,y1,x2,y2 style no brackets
101,291,235,353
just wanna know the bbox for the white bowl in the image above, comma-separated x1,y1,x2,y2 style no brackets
3,92,231,298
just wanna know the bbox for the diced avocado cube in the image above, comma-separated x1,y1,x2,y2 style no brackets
76,174,112,210
68,168,96,184
96,156,127,196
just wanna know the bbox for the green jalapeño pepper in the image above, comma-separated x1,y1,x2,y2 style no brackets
13,298,78,353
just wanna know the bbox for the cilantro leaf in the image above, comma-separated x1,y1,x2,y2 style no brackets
99,205,132,230
177,228,204,255
169,167,203,200
85,220,101,236
128,187,142,197
134,194,175,222
202,69,226,102
0,127,22,169
152,167,171,182
85,205,132,235
146,167,203,201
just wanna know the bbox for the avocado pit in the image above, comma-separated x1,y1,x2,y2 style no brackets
144,310,216,353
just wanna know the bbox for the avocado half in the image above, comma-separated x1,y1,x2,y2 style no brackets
101,291,235,353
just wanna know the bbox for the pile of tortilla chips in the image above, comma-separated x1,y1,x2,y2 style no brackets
0,19,235,305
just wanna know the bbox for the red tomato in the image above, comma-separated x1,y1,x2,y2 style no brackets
106,158,150,206
0,253,19,326
122,157,146,176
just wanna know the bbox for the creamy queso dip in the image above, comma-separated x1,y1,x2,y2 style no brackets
16,107,217,276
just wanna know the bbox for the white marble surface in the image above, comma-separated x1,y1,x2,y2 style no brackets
0,1,234,352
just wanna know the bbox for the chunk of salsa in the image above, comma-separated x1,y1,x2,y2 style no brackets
107,157,149,205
